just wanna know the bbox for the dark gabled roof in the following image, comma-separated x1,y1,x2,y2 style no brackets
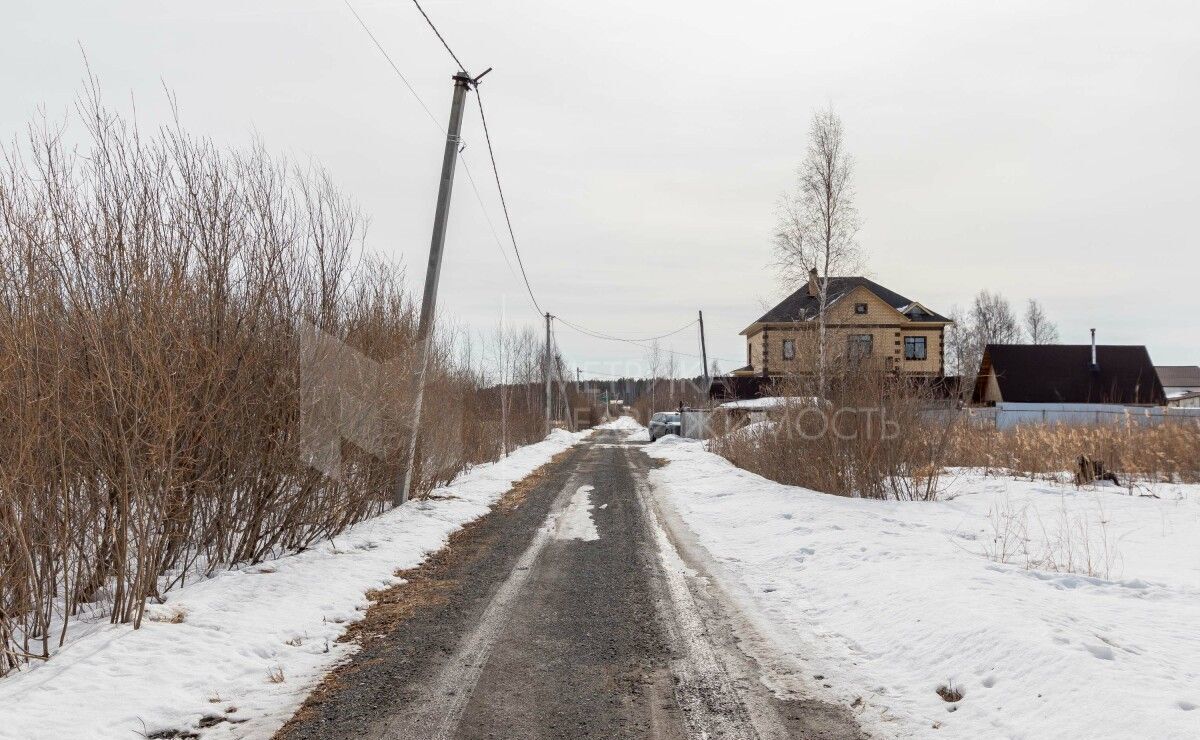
975,344,1165,405
709,375,770,400
750,277,951,327
1156,365,1200,387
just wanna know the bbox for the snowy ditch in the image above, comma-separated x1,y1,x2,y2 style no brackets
0,428,591,740
641,428,1200,738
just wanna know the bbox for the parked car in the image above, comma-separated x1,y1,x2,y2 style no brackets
648,411,681,441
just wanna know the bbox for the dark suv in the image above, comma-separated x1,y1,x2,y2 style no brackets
648,411,681,442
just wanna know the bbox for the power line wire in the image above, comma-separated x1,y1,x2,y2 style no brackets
342,1,544,320
554,318,741,365
346,2,733,363
556,316,698,344
343,0,443,133
475,89,544,316
409,0,470,74
458,154,523,288
573,368,649,379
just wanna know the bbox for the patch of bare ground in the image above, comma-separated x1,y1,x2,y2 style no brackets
645,456,668,470
272,449,572,739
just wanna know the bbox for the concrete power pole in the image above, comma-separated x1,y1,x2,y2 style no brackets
698,309,710,383
544,312,553,436
397,71,473,508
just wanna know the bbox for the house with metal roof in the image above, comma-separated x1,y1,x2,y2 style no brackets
732,270,952,379
973,343,1166,406
1156,365,1200,400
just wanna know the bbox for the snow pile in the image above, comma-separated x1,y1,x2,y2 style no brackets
627,427,651,442
646,437,1200,739
717,396,824,410
0,428,589,740
597,415,643,431
597,415,649,441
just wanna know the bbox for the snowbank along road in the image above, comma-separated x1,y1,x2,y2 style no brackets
277,427,863,739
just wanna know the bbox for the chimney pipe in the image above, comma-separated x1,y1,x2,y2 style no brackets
807,268,819,297
1090,328,1098,371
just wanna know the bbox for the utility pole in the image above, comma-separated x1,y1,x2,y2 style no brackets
555,363,576,432
698,309,710,383
576,367,582,389
396,70,473,508
544,312,553,436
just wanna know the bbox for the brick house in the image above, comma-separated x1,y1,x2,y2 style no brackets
733,271,952,379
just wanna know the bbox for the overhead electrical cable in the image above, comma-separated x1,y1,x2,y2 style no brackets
409,0,470,74
474,89,544,316
348,1,739,364
554,318,742,366
342,1,544,318
343,0,443,133
555,316,698,344
458,154,526,292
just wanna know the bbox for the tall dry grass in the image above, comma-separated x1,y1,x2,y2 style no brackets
943,421,1200,483
710,365,1198,504
0,87,544,674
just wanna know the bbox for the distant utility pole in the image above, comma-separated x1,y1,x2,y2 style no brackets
396,70,473,508
554,363,576,432
698,309,710,383
544,312,553,436
576,367,582,389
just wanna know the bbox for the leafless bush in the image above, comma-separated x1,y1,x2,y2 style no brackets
0,85,544,675
711,364,954,500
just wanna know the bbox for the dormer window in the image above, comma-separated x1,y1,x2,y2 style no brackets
854,303,868,314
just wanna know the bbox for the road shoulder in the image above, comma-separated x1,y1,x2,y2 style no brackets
274,445,587,740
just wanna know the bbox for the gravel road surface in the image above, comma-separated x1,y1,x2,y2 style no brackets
277,430,864,740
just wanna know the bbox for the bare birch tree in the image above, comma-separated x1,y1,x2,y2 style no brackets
947,290,1025,392
646,339,663,411
666,351,679,408
971,290,1023,347
1023,298,1059,344
774,107,861,397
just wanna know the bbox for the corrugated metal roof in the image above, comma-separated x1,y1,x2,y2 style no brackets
1156,365,1200,387
976,344,1165,405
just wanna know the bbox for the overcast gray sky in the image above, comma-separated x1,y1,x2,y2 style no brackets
5,0,1198,375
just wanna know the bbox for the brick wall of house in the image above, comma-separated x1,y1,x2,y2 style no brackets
749,285,946,377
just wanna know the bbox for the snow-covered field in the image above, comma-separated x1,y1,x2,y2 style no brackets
0,429,589,740
643,430,1200,739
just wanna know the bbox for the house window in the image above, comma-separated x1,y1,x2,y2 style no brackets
782,339,796,360
904,336,927,360
847,334,873,358
854,303,868,314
